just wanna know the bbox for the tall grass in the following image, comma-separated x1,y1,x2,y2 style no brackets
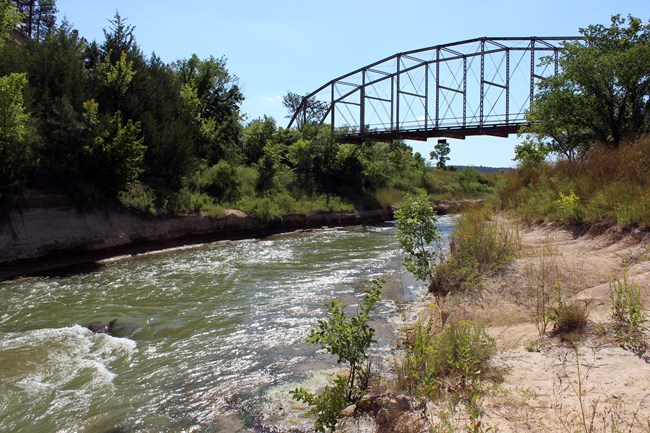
431,207,520,294
398,319,495,399
499,139,650,226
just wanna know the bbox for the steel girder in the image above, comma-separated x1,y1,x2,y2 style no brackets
287,36,583,143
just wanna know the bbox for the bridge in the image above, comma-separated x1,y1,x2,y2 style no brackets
288,36,582,143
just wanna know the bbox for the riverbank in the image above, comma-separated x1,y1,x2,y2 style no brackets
357,218,650,432
0,194,482,281
0,206,393,281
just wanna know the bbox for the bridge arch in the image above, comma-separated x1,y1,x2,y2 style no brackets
288,36,582,143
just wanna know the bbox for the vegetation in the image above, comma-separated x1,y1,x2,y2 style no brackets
400,319,495,400
500,138,650,226
609,271,647,351
518,14,650,161
394,192,442,283
0,0,497,216
431,207,520,294
291,281,382,433
504,15,650,228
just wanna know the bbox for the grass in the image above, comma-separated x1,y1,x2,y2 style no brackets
398,319,495,400
609,271,647,352
498,139,650,227
237,191,354,219
430,207,520,294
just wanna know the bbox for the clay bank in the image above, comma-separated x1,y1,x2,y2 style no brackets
0,191,479,280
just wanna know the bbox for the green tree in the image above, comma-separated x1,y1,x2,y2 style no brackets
284,90,328,129
172,54,244,164
11,0,57,41
520,75,594,162
1,0,21,43
430,139,450,169
241,116,276,164
394,192,442,282
513,136,550,166
0,72,32,203
528,14,650,150
81,99,145,200
291,281,382,433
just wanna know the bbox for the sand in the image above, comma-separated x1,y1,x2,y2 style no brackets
436,220,650,433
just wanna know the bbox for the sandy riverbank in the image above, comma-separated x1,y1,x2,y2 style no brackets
333,218,650,433
403,219,650,432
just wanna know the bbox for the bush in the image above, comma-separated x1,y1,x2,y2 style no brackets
431,207,519,294
400,319,495,399
500,139,650,227
394,192,442,283
118,182,156,213
552,303,589,335
291,281,382,432
192,160,241,203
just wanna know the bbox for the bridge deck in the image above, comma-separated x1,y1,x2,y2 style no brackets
337,124,520,143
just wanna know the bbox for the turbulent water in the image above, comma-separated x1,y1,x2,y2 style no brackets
0,217,456,433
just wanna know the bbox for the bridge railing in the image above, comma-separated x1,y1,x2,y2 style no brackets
288,36,583,142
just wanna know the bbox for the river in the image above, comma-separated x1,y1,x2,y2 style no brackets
0,216,456,432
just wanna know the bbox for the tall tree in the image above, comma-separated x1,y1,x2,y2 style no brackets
11,0,56,41
283,90,328,129
172,54,244,164
429,139,451,169
0,72,32,203
528,15,650,150
1,0,21,43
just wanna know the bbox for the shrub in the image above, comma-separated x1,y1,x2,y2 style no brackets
500,139,650,227
118,182,156,213
193,160,241,203
394,192,442,283
552,303,589,335
547,285,588,339
401,319,495,399
431,207,519,294
291,281,382,432
555,190,583,221
525,240,561,335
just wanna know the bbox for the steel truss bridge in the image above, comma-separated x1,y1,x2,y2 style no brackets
288,36,582,143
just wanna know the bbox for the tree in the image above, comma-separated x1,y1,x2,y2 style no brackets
241,115,276,164
512,137,550,166
394,192,442,282
429,139,450,169
528,15,650,150
81,99,145,199
284,90,328,129
11,0,57,41
0,72,32,203
1,0,21,43
172,54,244,164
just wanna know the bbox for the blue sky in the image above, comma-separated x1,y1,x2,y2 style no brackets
56,0,650,167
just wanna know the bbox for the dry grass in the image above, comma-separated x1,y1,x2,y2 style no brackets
499,138,650,227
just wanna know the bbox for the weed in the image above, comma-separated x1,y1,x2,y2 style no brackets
525,239,560,335
556,190,583,222
609,271,647,351
431,207,520,294
401,319,495,400
548,284,589,338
